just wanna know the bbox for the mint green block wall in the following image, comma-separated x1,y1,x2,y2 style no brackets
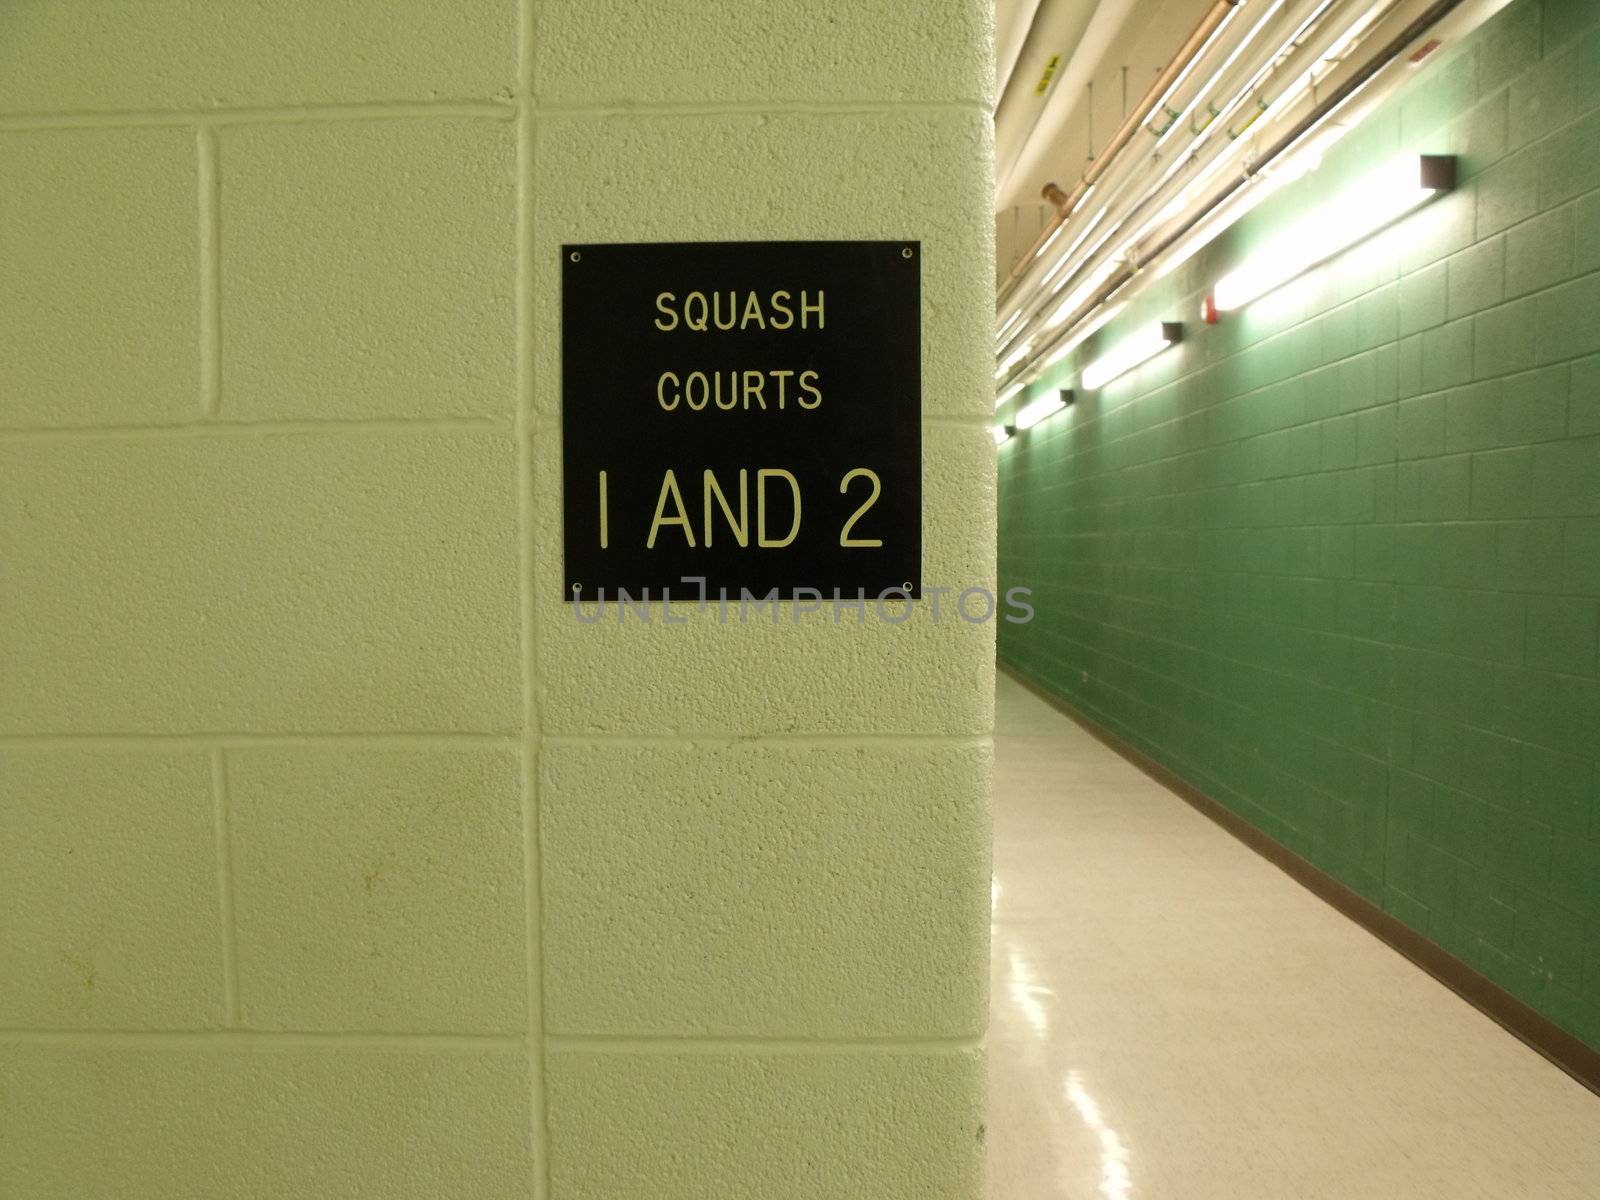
997,0,1600,1050
0,2,994,1196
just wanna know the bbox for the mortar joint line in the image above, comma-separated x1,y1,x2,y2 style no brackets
0,1028,524,1050
544,1033,986,1056
0,415,512,441
533,98,989,119
0,732,521,749
0,100,515,132
197,126,222,418
0,97,987,129
539,733,992,749
210,748,241,1026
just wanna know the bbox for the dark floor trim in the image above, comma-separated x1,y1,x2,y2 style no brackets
999,662,1600,1100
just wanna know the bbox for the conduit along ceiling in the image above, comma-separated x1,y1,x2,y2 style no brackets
993,0,1516,403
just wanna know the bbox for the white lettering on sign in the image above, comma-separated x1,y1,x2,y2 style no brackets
654,290,824,332
655,369,822,412
838,468,883,548
704,469,748,548
652,290,826,415
756,470,801,548
646,469,695,549
607,467,886,551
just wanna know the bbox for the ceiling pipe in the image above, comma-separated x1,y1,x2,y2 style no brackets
1018,0,1476,379
1124,0,1461,272
1057,0,1243,215
999,0,1242,297
1024,0,1323,296
1000,0,1380,348
998,0,1479,375
1040,0,1350,295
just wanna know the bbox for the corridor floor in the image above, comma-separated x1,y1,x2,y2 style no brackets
986,673,1600,1199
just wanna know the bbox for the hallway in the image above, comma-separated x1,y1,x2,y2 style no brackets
986,674,1600,1199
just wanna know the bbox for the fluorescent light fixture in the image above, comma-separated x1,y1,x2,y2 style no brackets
1081,322,1183,390
995,379,1026,411
1154,184,1196,229
1040,207,1109,287
1044,260,1119,329
1153,173,1281,281
1213,154,1457,312
1039,303,1125,372
1016,392,1068,430
992,423,1017,445
996,309,1024,342
995,342,1032,379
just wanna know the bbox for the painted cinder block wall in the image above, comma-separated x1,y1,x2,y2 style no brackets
998,0,1600,1050
0,4,996,1197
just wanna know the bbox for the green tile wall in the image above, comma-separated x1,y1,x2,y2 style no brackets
997,0,1600,1051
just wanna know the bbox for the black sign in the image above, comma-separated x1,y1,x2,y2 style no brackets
561,240,921,601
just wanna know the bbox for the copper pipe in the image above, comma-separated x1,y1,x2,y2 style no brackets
1021,0,1471,377
1000,0,1241,292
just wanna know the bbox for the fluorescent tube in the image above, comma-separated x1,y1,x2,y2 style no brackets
1081,322,1183,390
1015,394,1067,430
1213,154,1457,312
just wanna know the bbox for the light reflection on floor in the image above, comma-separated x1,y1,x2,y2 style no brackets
986,674,1600,1199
